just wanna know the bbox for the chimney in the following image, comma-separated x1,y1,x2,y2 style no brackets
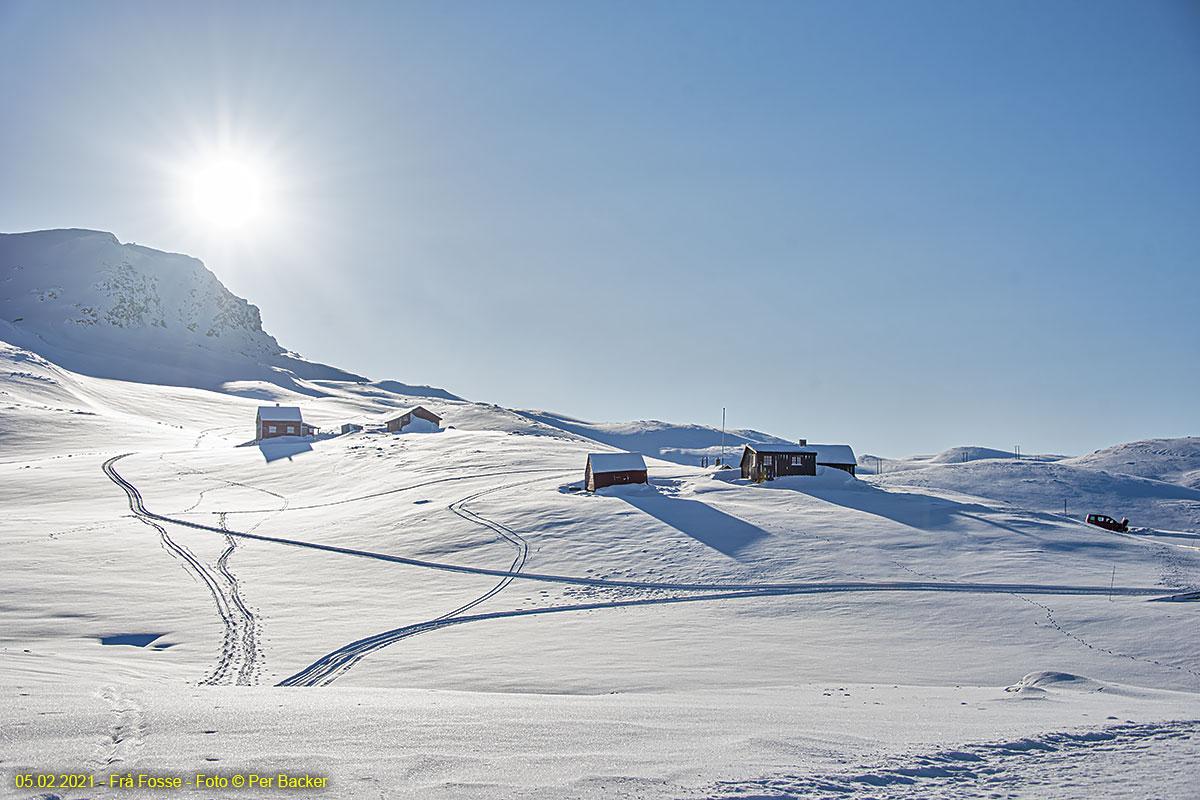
798,439,807,446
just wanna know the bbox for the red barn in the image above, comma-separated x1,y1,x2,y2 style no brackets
585,452,648,492
256,405,317,440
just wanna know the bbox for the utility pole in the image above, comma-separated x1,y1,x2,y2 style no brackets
720,407,726,468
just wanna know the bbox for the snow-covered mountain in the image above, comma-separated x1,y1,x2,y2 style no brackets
0,229,800,460
0,229,363,392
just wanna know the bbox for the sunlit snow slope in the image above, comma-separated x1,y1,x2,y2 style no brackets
2,229,1199,800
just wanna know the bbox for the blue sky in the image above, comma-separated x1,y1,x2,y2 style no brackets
1,0,1197,456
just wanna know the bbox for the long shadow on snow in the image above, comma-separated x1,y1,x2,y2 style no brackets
254,438,313,463
758,477,1060,540
616,488,769,560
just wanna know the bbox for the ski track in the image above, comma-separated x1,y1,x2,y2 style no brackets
103,454,1193,689
102,456,1169,598
281,477,544,686
696,719,1200,800
276,588,817,687
156,452,291,684
217,467,571,514
104,456,246,686
216,513,263,686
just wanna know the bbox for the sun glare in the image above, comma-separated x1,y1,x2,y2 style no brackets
187,157,267,229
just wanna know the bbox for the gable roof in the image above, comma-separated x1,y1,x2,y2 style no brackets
744,443,811,454
588,452,647,473
805,444,856,465
383,405,441,424
258,405,303,422
744,443,856,464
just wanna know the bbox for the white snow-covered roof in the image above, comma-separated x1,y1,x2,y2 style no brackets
806,444,856,465
744,443,809,454
745,443,856,464
587,452,647,473
258,405,303,422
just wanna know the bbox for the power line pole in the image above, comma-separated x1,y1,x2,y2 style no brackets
720,407,726,467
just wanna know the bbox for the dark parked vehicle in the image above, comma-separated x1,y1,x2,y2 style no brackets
1086,513,1129,533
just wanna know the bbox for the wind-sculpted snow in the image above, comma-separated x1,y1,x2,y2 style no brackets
1064,437,1200,490
699,718,1200,800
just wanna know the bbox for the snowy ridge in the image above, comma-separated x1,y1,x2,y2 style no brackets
857,445,1066,474
874,457,1200,534
517,408,794,466
0,229,364,392
1063,438,1200,489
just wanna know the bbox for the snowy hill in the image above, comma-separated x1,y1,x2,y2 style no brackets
874,457,1200,534
3,230,1200,799
928,445,1026,463
1063,437,1200,490
0,229,363,392
517,408,793,466
858,445,1067,475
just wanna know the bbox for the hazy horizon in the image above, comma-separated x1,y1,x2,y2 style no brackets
2,0,1197,457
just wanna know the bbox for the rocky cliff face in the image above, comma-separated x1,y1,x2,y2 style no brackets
0,229,361,388
1,229,282,354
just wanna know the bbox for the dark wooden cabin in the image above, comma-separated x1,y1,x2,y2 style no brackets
741,444,816,480
741,440,857,480
384,406,442,433
585,452,648,492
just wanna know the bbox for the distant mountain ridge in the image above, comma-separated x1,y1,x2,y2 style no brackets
0,228,363,392
0,228,788,460
516,409,794,466
1063,438,1200,490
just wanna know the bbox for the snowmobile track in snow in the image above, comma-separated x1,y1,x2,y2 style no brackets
276,476,544,686
103,454,259,686
103,455,1174,599
276,587,825,686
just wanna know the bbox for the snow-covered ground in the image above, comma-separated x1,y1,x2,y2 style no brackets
2,231,1198,799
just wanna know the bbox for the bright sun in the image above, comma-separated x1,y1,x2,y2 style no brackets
187,157,267,229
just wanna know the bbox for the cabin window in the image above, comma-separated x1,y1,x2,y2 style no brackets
267,424,277,434
790,456,806,466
